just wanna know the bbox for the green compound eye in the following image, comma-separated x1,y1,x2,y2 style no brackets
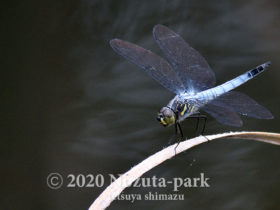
164,115,175,125
157,107,175,127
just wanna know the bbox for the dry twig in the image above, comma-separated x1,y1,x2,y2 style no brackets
88,131,280,210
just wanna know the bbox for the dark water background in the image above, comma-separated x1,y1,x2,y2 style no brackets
3,0,280,209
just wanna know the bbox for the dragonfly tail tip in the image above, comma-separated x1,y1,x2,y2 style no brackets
265,61,271,67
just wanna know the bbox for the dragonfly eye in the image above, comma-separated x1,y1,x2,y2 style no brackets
163,109,173,118
157,107,175,126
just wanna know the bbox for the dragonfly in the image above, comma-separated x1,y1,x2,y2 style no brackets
110,24,273,141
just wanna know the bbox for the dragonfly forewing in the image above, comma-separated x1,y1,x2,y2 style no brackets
110,39,185,95
153,24,216,92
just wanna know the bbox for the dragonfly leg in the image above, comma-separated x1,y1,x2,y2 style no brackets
195,117,200,136
188,114,207,136
191,112,201,133
168,123,178,145
168,111,185,154
198,115,207,135
177,122,184,139
174,122,184,154
194,114,210,142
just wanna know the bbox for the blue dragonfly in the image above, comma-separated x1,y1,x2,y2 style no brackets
110,24,273,140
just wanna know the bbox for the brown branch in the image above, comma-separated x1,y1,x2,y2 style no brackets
88,131,280,210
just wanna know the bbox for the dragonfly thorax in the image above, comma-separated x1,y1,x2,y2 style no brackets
157,95,199,127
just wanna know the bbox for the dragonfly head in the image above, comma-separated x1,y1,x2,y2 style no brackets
157,107,175,127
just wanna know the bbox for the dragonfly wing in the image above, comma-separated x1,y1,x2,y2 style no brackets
212,91,274,119
153,24,216,91
201,101,243,127
110,39,185,95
